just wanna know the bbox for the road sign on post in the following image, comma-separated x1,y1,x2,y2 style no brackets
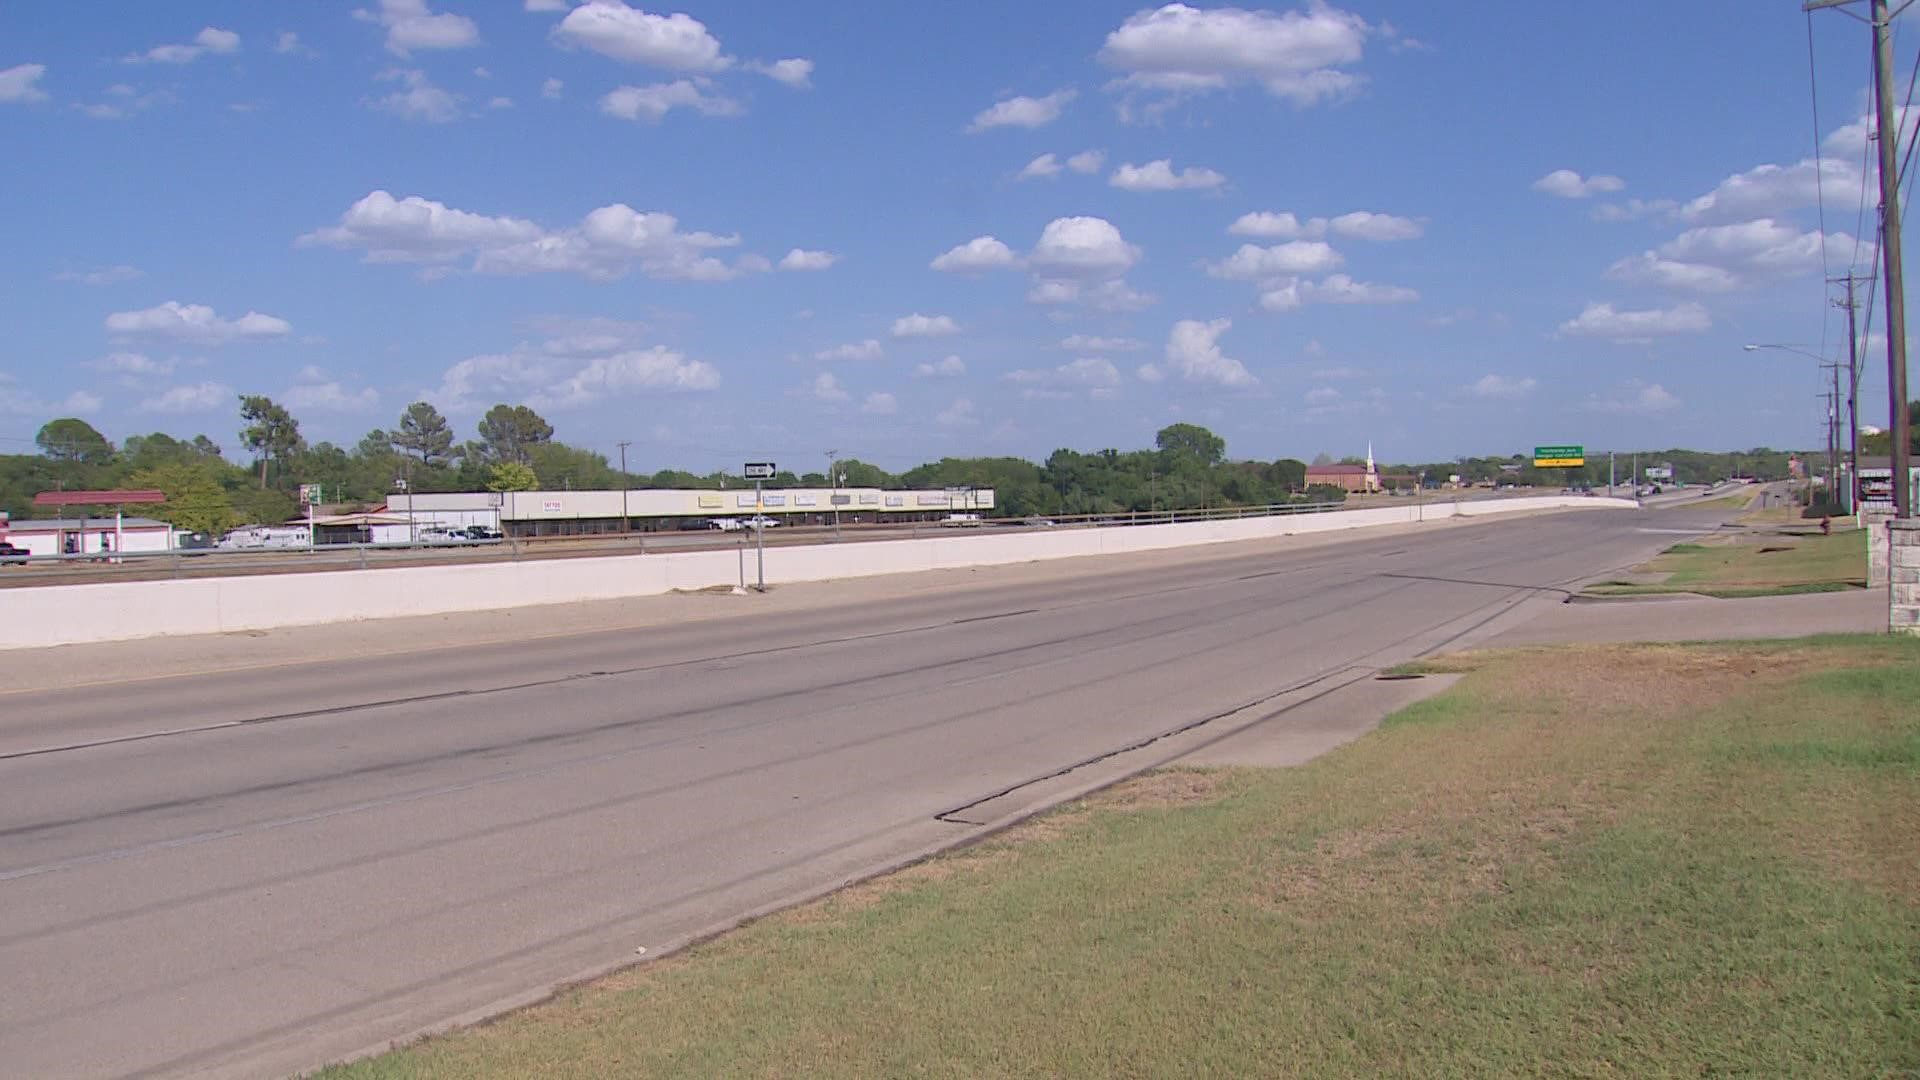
743,463,774,589
298,483,323,505
1533,445,1586,469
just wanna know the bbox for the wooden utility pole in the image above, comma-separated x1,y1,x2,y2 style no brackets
1808,0,1913,515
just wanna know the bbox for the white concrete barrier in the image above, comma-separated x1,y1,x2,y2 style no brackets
0,497,1634,650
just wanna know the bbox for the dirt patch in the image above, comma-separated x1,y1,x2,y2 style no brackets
1088,768,1235,811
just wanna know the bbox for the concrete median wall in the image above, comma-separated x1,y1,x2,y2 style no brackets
0,497,1633,650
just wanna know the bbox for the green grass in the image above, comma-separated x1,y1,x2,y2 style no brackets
1586,529,1868,598
322,637,1920,1079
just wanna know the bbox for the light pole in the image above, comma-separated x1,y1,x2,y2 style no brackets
1744,343,1836,503
616,440,631,536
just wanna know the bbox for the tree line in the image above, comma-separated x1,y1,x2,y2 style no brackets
2,392,1836,535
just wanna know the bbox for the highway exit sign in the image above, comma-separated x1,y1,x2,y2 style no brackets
1533,445,1585,468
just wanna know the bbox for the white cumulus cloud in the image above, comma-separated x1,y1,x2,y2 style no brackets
931,235,1020,273
0,63,50,103
1067,149,1106,174
808,371,849,402
1030,216,1142,277
968,89,1075,132
1004,357,1122,399
1110,158,1227,191
1558,301,1711,342
1533,169,1625,198
1061,334,1145,351
1229,211,1327,239
356,0,477,56
1209,240,1343,279
891,313,959,338
1259,274,1418,311
914,355,967,378
1583,380,1680,414
1017,153,1063,180
371,68,462,122
135,27,242,65
814,339,883,362
936,397,978,428
140,380,233,413
56,265,144,286
301,190,759,283
860,391,897,415
1165,317,1257,387
89,351,176,377
1099,2,1372,106
601,79,741,122
1329,210,1422,241
1680,158,1860,224
1606,218,1863,294
535,346,721,409
779,248,837,271
1470,374,1537,399
748,58,813,88
541,77,564,99
553,1,730,70
106,302,291,346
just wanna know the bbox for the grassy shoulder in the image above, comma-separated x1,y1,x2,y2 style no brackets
323,637,1920,1078
1584,528,1867,598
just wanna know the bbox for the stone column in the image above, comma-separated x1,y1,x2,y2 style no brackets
1890,519,1920,636
1866,509,1893,588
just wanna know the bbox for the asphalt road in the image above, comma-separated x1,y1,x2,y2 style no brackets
0,503,1730,1078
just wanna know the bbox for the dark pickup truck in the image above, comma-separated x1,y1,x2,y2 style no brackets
0,541,28,565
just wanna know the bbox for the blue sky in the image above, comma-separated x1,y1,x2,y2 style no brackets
1,0,1913,472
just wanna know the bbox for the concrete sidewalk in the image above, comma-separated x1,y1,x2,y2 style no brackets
1488,587,1886,646
1182,585,1886,769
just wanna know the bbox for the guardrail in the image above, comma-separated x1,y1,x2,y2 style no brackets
0,496,1427,588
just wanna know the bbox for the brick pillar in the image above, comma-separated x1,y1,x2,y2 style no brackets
1866,509,1893,588
1891,519,1920,636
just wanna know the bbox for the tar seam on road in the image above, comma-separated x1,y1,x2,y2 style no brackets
930,572,1542,827
932,663,1377,826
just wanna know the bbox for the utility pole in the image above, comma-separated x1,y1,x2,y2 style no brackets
826,448,839,532
616,440,631,535
1821,363,1842,500
1876,0,1915,517
1809,0,1912,515
1833,274,1865,513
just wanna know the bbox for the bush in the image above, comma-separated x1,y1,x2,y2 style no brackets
1802,502,1847,520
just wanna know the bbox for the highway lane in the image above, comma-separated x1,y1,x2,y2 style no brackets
0,504,1728,1078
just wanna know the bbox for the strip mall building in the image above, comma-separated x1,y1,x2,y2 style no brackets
382,487,999,538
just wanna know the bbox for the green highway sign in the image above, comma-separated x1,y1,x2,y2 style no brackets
1533,444,1585,468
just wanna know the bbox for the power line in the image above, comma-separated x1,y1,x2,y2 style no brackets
1809,11,1836,356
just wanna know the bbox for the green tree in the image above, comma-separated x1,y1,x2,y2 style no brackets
390,401,454,465
1155,423,1226,465
478,404,554,464
36,418,115,467
238,395,303,488
527,442,618,490
232,486,298,525
487,461,539,492
1860,401,1919,456
129,460,237,536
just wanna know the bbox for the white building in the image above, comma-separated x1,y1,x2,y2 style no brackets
2,517,175,557
381,487,999,538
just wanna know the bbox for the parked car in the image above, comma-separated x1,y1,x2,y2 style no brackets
709,518,744,531
462,525,502,540
743,515,782,529
0,541,27,565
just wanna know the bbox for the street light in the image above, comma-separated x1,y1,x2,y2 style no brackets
1743,343,1850,509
